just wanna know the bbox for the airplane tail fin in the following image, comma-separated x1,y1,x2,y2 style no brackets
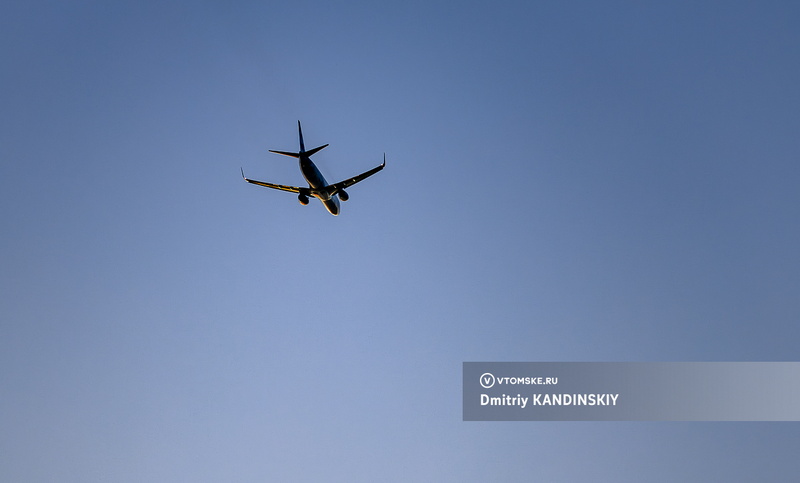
298,120,306,152
268,121,327,158
297,120,329,156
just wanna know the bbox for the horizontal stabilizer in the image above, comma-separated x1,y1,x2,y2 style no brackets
304,144,329,157
269,150,300,158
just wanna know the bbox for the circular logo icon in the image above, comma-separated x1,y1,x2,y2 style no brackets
480,372,495,388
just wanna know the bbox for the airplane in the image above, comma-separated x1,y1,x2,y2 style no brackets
241,121,385,216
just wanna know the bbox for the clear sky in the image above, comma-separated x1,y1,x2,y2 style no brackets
2,1,800,481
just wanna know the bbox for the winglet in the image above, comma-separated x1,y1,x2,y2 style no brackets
240,167,245,179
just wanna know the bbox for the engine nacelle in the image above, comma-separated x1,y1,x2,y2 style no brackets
298,193,309,205
338,189,349,202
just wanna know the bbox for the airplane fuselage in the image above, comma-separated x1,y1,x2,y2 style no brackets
299,155,340,215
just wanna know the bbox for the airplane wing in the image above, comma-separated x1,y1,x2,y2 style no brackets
241,168,304,193
328,155,386,194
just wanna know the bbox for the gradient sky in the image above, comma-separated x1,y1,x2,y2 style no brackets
3,1,800,481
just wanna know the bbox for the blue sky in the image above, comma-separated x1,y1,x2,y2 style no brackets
2,1,800,481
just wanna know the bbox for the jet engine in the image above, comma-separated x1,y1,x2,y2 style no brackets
338,189,349,202
298,193,309,205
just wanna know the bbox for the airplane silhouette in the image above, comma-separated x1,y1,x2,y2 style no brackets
241,121,385,215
